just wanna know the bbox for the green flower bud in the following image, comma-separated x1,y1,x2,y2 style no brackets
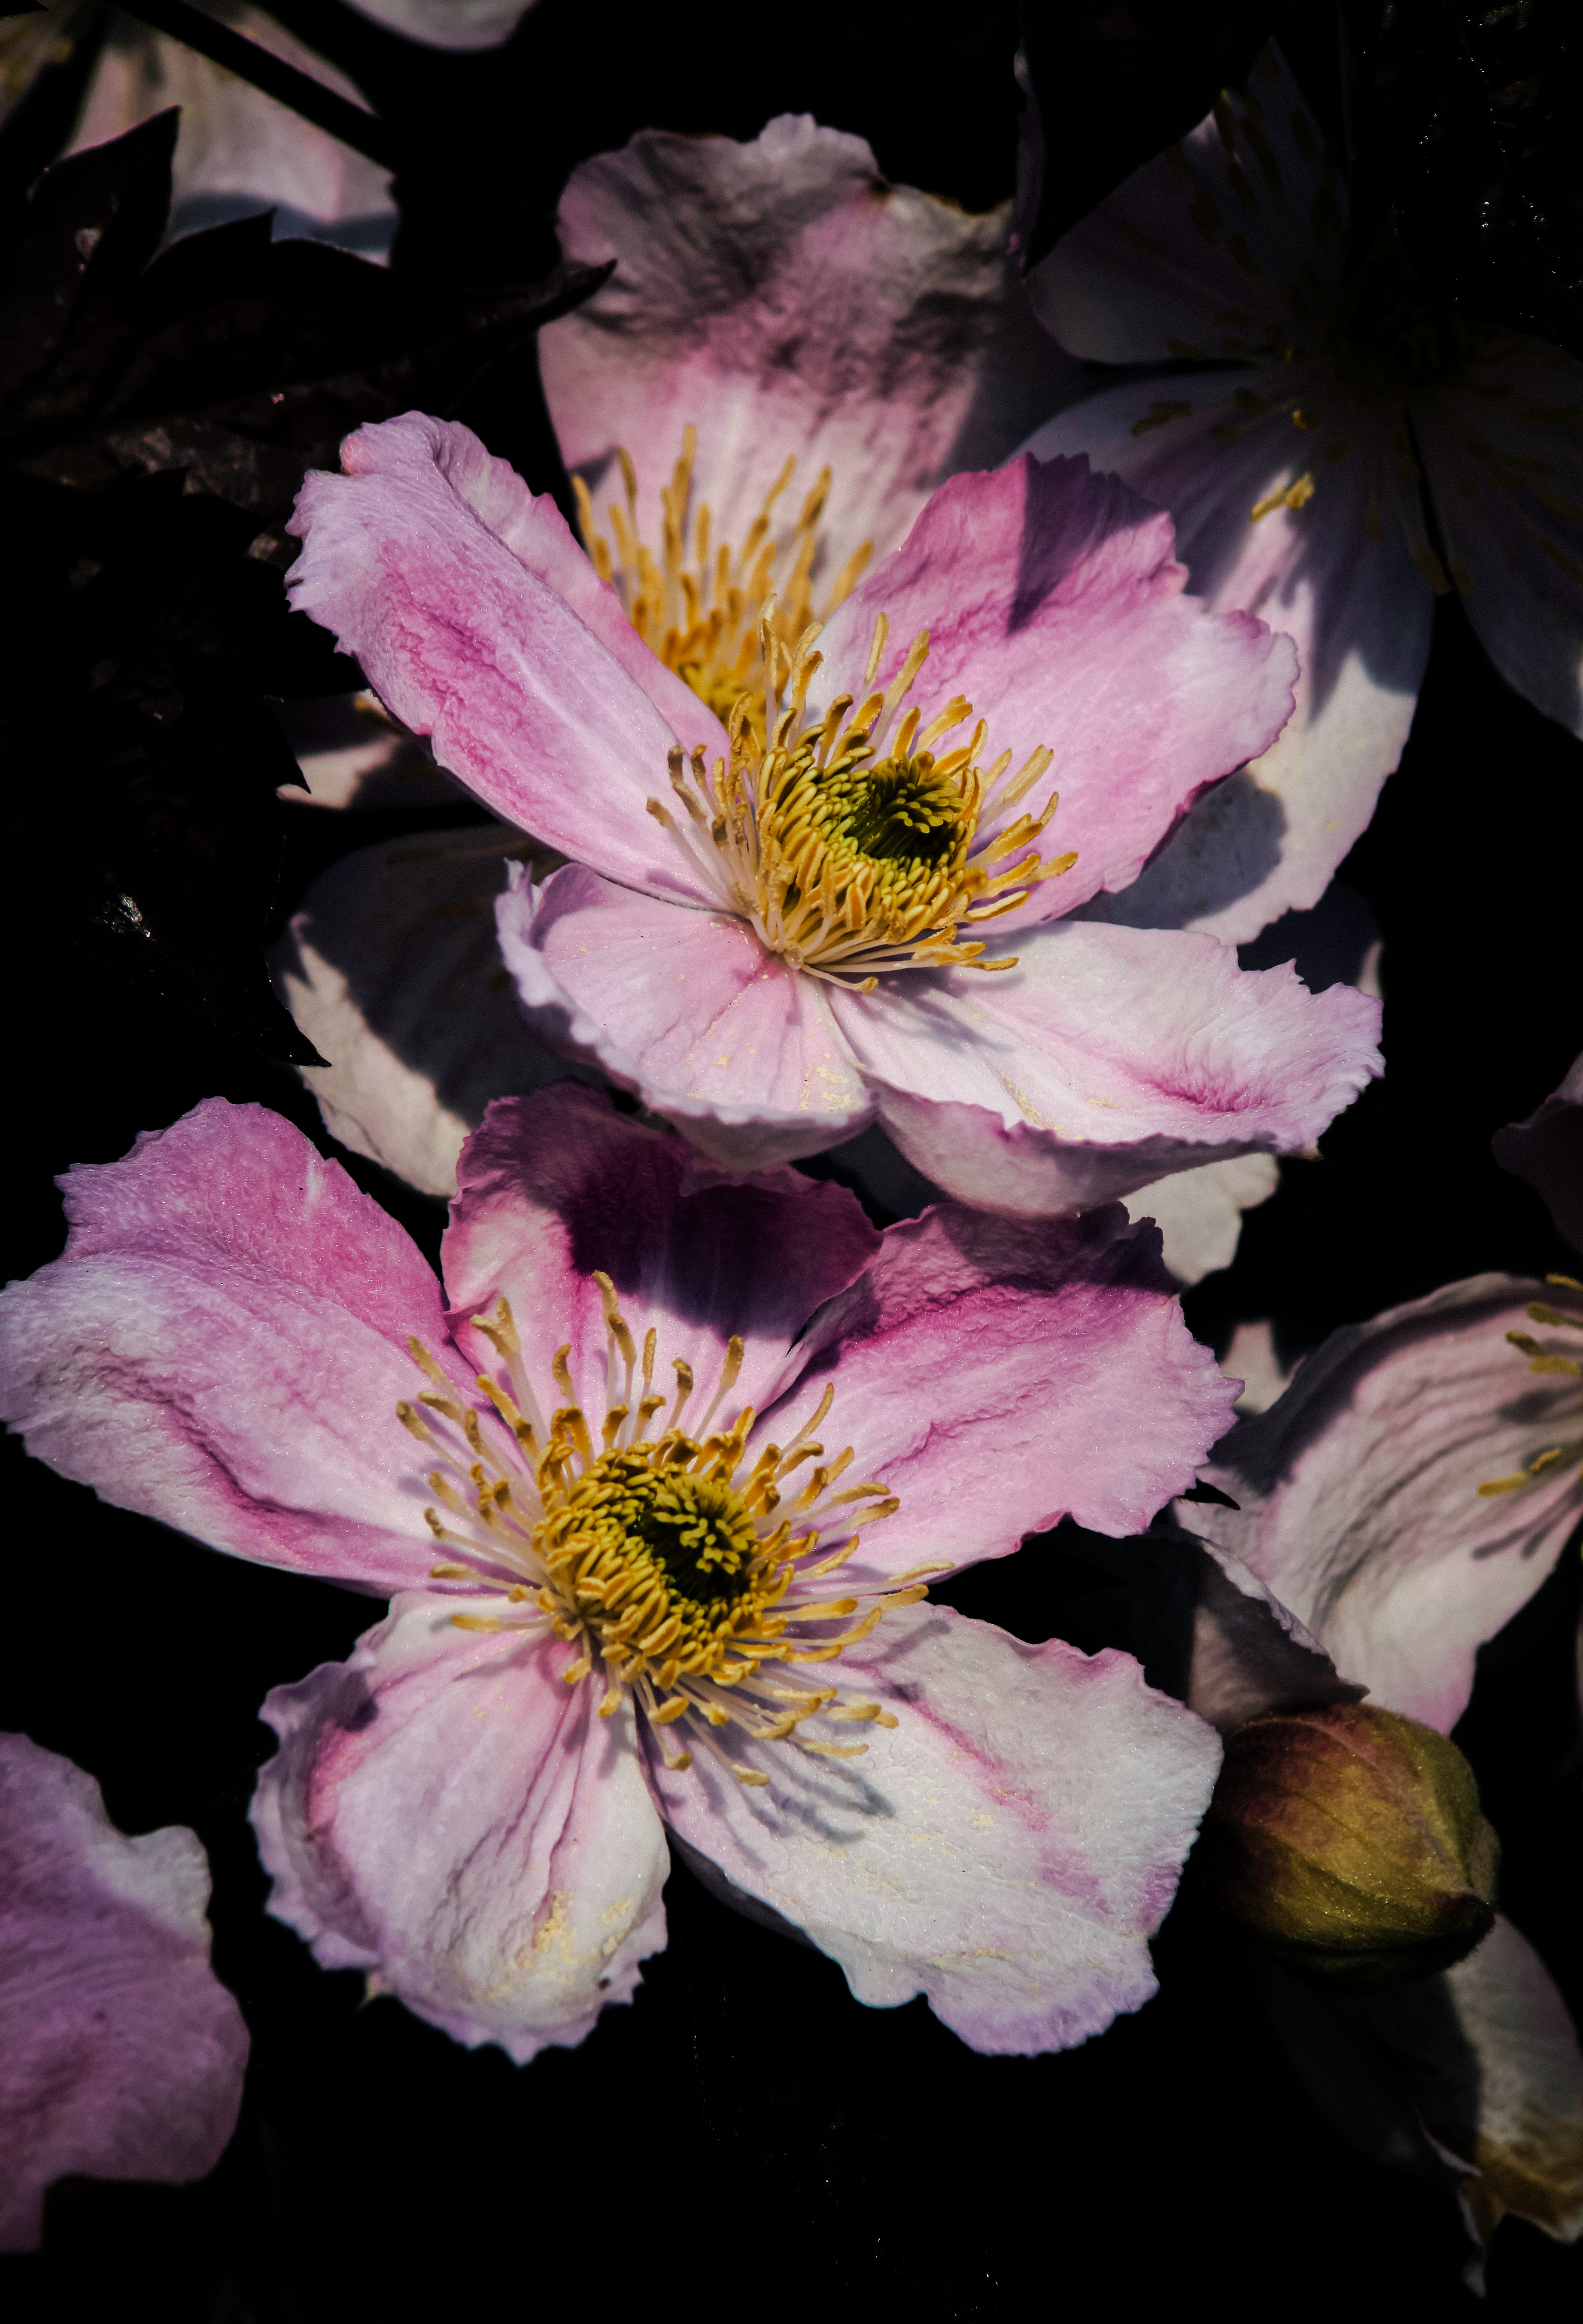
1199,1702,1499,1993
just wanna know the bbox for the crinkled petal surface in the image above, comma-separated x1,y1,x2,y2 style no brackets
270,825,596,1200
829,920,1382,1214
1020,377,1430,945
1180,1275,1583,1730
287,414,721,889
0,1100,455,1592
789,1201,1240,1573
440,1085,881,1425
496,863,876,1166
0,1735,248,2253
650,1603,1220,2055
542,114,1082,579
1493,1047,1583,1254
252,1594,669,2063
810,456,1297,923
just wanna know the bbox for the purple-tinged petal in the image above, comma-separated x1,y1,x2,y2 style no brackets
1023,44,1342,365
1180,1276,1583,1732
1254,1916,1583,2261
440,1084,881,1427
287,414,721,893
0,1100,456,1593
1173,1531,1365,1733
71,10,395,256
0,1735,248,2253
811,455,1297,922
793,1201,1239,1569
1021,374,1431,942
543,113,1083,581
1494,1048,1583,1254
495,862,876,1167
1418,345,1583,740
651,1603,1220,2056
252,1593,669,2064
270,824,598,1200
829,919,1382,1215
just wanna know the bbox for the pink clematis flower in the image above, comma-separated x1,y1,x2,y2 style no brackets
0,1735,249,2252
284,408,1381,1214
1018,43,1583,942
0,1086,1234,2063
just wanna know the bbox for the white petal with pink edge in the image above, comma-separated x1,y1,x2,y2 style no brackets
651,1602,1221,2056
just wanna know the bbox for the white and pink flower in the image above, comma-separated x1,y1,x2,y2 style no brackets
1019,43,1583,943
0,1086,1236,2063
283,409,1381,1215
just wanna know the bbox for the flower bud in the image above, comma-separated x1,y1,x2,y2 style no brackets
1199,1702,1499,1993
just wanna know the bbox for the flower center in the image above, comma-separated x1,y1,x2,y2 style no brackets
646,614,1077,988
395,1276,944,1786
574,427,874,733
1477,1274,1583,1498
1323,228,1485,407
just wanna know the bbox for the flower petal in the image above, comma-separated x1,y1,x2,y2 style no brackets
70,9,395,254
0,1735,248,2253
1493,1047,1583,1255
1419,343,1583,739
829,919,1382,1214
495,861,876,1166
1023,43,1340,365
1253,1915,1583,2258
270,824,596,1200
350,1,534,48
1180,1275,1583,1731
1020,373,1432,942
811,454,1298,921
251,1593,670,2063
0,1099,455,1592
650,1603,1220,2056
543,113,1084,579
440,1083,881,1425
793,1200,1240,1566
1123,1151,1279,1285
287,413,722,895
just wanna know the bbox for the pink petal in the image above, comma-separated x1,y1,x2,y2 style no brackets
1023,45,1342,365
351,3,534,46
1175,1532,1364,1733
1494,1048,1583,1254
495,862,877,1166
440,1082,881,1428
1418,345,1583,740
793,1201,1239,1570
71,12,395,255
287,413,721,895
0,1099,455,1593
650,1603,1221,2056
1020,373,1432,942
829,919,1382,1213
1181,1275,1583,1731
0,1735,248,2252
811,454,1298,921
251,1592,670,2063
542,113,1083,581
270,823,599,1200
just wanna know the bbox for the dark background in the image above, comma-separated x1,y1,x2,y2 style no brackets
3,2,1582,2315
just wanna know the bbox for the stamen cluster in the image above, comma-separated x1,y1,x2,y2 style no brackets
396,1274,940,1786
1477,1274,1583,1499
648,608,1075,989
574,427,873,731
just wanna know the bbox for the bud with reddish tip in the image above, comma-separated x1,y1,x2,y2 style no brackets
1199,1702,1499,1993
